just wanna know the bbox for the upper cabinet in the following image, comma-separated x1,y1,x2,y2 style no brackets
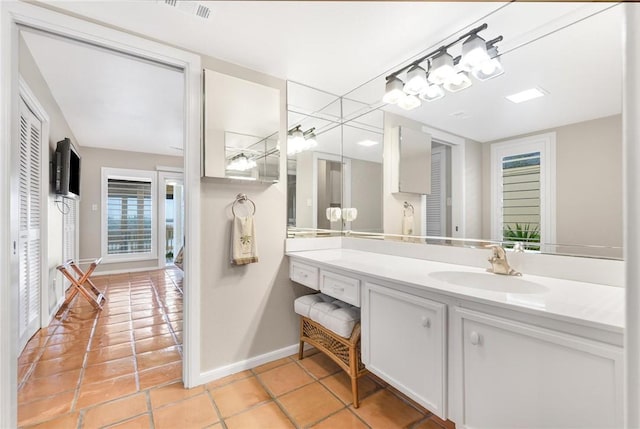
202,69,280,182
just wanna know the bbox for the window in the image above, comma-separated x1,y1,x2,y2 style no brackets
101,168,156,262
491,133,556,251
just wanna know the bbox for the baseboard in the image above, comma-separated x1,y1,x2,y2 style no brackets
196,343,303,386
91,266,163,276
43,294,66,328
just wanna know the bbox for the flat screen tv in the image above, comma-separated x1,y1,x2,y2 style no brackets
54,138,81,199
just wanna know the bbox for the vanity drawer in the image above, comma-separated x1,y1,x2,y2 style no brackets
320,270,361,307
290,261,319,290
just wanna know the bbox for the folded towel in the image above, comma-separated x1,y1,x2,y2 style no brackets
232,215,258,265
402,214,414,237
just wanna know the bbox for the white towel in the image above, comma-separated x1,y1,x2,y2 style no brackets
232,215,258,265
402,214,414,236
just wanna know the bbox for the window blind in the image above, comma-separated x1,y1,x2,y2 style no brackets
501,151,541,249
107,178,152,255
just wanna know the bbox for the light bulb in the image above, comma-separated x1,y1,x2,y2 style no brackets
443,71,472,93
419,83,444,102
383,76,405,104
460,34,489,71
471,46,504,81
403,65,428,95
427,50,455,85
398,94,421,110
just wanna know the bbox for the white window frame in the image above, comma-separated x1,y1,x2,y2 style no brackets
101,167,157,263
490,132,556,251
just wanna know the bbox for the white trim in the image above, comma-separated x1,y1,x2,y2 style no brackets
196,344,300,386
156,165,184,173
490,132,557,250
421,125,466,146
1,4,203,424
100,167,158,264
18,76,51,331
157,171,184,269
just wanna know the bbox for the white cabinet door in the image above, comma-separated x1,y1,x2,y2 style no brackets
450,307,623,429
362,283,446,418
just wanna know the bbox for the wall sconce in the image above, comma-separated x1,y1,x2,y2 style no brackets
383,23,504,110
287,126,318,156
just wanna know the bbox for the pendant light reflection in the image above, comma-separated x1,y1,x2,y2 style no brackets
226,153,257,172
287,126,318,156
382,76,405,104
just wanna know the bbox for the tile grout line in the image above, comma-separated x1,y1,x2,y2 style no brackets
129,273,142,392
205,387,228,429
148,271,182,356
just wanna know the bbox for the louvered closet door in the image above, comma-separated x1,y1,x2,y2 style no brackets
18,98,42,353
426,147,447,236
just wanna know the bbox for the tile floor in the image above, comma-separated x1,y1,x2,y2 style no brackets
17,268,451,429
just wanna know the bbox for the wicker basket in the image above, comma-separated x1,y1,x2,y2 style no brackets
298,316,368,407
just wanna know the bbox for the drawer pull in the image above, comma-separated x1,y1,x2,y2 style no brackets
470,331,481,346
330,285,345,292
421,316,431,328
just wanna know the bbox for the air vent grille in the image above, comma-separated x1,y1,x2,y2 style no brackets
158,0,212,20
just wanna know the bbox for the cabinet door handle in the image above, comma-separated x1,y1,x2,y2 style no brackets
470,331,481,346
421,316,431,328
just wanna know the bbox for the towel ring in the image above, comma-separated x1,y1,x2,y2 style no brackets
232,193,256,217
403,201,414,215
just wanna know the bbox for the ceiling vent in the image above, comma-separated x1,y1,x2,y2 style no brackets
158,0,212,20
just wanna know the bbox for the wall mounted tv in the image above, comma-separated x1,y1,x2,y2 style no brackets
54,138,81,199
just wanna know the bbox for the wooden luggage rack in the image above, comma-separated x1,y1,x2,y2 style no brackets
57,258,106,310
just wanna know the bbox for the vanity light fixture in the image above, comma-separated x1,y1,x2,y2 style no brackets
226,153,257,172
383,23,503,110
287,126,318,156
506,88,545,104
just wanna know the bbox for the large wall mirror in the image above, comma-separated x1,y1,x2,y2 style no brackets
203,69,280,182
287,4,623,259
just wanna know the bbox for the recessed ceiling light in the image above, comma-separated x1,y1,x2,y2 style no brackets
506,88,546,104
357,140,379,147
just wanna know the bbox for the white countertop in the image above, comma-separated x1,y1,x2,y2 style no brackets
287,249,624,333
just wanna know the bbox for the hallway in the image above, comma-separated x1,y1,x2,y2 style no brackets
17,267,184,427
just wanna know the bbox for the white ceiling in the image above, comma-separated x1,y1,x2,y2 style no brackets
23,1,623,157
21,31,185,156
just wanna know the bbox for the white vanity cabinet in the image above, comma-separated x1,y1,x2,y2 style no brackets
450,307,623,429
361,283,447,419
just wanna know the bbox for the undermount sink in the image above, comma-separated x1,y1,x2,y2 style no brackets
428,271,548,294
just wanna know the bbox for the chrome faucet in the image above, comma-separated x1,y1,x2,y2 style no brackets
485,244,521,276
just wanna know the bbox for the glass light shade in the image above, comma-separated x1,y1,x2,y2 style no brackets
227,154,257,171
382,76,405,104
443,71,473,92
403,65,428,95
419,83,445,102
471,47,504,81
460,34,489,71
305,132,318,150
287,128,305,156
427,51,455,85
397,94,421,110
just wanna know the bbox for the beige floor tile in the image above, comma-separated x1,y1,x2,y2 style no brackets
413,418,448,429
278,382,344,427
32,354,85,379
96,314,132,327
311,408,369,429
136,346,181,371
106,414,152,429
89,330,133,350
76,374,138,409
82,356,136,384
85,342,134,366
205,370,252,390
252,357,292,374
225,402,294,429
40,340,89,361
17,391,75,427
149,382,205,409
135,333,176,354
152,394,219,429
93,321,133,337
257,362,314,397
351,389,424,429
133,325,172,341
138,361,182,390
18,363,33,385
297,352,342,379
82,393,148,429
23,412,79,429
18,346,44,365
18,369,81,404
320,372,381,405
210,376,271,418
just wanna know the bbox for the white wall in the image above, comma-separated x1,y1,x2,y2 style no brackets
78,146,183,273
199,55,308,374
19,33,77,322
350,158,382,233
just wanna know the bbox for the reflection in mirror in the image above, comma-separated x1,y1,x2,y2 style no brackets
203,69,280,182
287,4,623,259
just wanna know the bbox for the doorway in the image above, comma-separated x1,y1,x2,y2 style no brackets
158,171,184,268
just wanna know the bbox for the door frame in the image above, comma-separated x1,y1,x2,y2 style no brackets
157,170,184,269
0,3,203,426
18,76,50,333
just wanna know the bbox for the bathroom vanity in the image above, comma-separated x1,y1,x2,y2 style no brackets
288,247,624,429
